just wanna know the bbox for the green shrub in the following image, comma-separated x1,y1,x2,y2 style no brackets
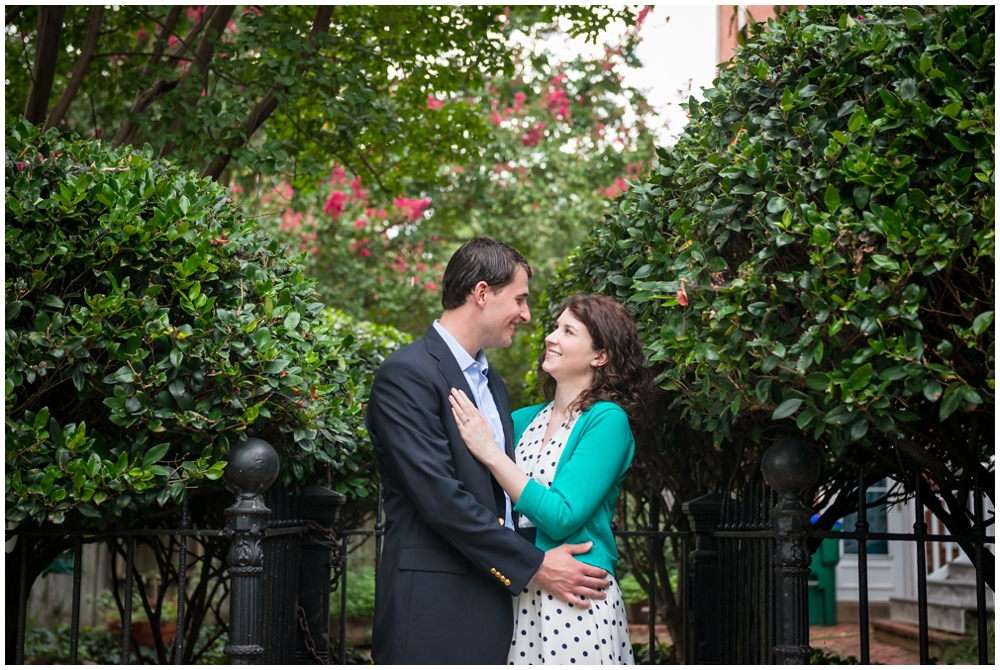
4,121,405,527
330,565,377,620
547,2,994,528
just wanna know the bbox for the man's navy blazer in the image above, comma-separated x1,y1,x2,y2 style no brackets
365,325,544,664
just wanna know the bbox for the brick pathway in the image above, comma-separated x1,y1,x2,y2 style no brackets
626,622,922,664
811,622,920,664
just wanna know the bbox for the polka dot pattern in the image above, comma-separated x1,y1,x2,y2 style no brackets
508,403,634,665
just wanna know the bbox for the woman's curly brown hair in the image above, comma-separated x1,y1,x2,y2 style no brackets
537,293,651,421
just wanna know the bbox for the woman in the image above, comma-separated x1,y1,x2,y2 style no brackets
449,293,649,665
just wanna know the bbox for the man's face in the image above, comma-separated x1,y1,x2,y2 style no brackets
479,265,531,349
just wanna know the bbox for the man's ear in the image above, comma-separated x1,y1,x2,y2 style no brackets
472,280,491,307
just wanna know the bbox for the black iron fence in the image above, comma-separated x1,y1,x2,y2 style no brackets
9,438,994,665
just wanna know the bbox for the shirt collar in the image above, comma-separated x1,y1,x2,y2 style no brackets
433,320,489,376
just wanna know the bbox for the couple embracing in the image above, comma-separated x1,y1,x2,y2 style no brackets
366,237,649,665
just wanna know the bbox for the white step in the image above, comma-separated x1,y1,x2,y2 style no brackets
889,597,968,634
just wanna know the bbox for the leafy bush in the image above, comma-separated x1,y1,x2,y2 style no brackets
330,565,377,620
23,624,124,664
5,121,405,528
545,2,994,647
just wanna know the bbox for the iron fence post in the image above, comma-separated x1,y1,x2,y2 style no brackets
682,492,724,664
761,439,820,665
223,438,279,665
295,485,345,663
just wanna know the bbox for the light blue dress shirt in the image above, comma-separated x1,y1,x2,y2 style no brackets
433,320,515,530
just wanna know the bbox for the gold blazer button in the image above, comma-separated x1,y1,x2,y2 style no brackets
498,517,504,526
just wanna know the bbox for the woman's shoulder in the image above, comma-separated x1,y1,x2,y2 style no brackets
582,400,628,419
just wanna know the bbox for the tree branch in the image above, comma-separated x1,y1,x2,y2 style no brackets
44,6,105,130
23,6,67,124
4,5,25,26
111,6,202,148
200,5,334,181
159,5,236,159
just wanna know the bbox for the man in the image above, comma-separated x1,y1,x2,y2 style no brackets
366,237,609,664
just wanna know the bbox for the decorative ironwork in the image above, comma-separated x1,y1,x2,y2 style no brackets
224,437,280,665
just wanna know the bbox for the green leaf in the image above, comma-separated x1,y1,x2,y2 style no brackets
923,380,943,402
848,363,873,391
812,225,832,247
806,372,829,391
772,398,803,420
283,311,301,330
824,185,841,212
972,311,993,336
824,405,855,425
265,359,291,374
142,442,171,467
944,134,973,153
870,255,900,272
939,386,962,421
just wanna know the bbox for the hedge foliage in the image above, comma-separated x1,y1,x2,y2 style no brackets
547,6,994,481
5,121,408,526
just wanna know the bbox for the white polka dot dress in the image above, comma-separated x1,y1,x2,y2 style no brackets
509,404,634,665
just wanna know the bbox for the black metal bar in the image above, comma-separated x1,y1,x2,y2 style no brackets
122,534,135,664
174,488,189,664
69,536,83,665
914,480,929,664
5,527,230,539
339,533,349,665
647,486,656,658
856,471,870,665
16,536,29,665
973,478,988,665
680,533,689,665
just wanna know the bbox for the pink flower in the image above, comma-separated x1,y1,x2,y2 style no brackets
324,191,347,219
243,7,260,16
677,284,689,307
350,176,367,202
136,29,149,42
354,218,367,229
636,5,653,29
280,211,303,233
188,6,206,22
522,122,545,147
393,196,431,222
513,92,527,110
329,164,346,185
168,36,179,47
488,111,504,125
359,248,372,258
17,162,25,170
424,281,438,292
426,94,445,110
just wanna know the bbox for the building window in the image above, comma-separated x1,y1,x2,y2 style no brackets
843,478,889,555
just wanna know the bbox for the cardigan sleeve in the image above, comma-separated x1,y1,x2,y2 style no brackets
513,404,633,542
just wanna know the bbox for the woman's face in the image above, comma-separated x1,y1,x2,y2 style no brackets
541,310,605,382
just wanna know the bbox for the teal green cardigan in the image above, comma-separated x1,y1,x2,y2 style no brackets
512,400,634,575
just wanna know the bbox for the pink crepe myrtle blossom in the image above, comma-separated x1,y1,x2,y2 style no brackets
188,6,206,22
359,248,372,258
168,35,179,47
354,218,367,229
513,92,527,110
426,94,445,110
393,196,431,222
136,29,149,42
424,281,438,292
636,5,653,29
522,122,545,147
329,164,347,185
324,190,347,219
350,176,367,202
280,210,303,233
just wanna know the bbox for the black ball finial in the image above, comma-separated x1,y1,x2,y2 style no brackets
225,437,280,495
761,439,820,497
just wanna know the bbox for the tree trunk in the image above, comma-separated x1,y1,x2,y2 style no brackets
23,6,67,124
200,5,334,181
44,6,104,130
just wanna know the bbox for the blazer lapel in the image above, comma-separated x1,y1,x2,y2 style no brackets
424,326,475,401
